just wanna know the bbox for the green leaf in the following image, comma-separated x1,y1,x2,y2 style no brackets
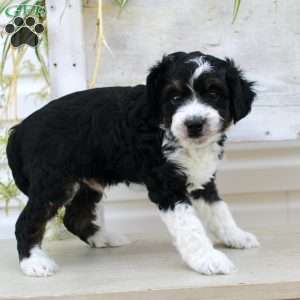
113,0,128,10
0,35,11,87
42,27,48,56
0,180,19,215
232,0,241,24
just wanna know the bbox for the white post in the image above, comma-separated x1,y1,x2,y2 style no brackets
46,0,87,98
43,0,88,239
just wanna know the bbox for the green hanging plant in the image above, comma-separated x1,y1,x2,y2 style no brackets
0,0,48,122
0,180,20,214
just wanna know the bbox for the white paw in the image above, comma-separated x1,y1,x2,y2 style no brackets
186,249,236,275
20,247,58,277
88,230,130,248
221,228,260,249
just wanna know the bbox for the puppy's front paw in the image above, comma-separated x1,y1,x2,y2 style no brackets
20,249,58,277
221,228,260,249
186,249,236,275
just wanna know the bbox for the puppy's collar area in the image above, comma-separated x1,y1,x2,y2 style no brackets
162,129,181,155
162,128,224,162
163,129,177,143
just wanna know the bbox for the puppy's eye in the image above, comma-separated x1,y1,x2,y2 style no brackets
171,96,182,104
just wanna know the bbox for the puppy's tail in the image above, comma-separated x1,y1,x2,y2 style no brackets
6,125,29,195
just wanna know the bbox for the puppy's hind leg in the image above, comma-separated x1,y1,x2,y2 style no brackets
16,174,76,277
63,182,129,248
17,200,59,277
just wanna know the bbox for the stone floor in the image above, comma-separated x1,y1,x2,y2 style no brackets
1,197,300,300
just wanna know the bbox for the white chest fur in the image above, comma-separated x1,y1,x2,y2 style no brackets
164,141,221,192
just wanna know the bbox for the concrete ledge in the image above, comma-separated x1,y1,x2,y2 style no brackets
1,199,300,300
29,282,300,300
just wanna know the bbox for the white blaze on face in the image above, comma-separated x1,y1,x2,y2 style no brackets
189,57,212,83
170,57,221,142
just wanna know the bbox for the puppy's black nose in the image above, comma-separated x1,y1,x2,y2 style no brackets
185,118,204,138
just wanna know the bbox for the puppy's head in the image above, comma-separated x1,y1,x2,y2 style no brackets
147,51,256,145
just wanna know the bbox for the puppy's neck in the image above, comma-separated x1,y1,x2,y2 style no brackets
162,129,224,157
162,130,225,190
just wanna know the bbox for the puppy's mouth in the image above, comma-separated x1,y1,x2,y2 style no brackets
188,133,215,145
171,125,220,146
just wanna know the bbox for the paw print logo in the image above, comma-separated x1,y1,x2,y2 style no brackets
5,16,44,48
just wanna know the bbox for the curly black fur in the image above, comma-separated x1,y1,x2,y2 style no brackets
7,51,255,262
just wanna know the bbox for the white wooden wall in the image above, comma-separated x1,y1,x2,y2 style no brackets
83,0,300,142
82,0,300,198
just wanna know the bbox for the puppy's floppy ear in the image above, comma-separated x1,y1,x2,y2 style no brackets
146,52,186,118
226,58,256,123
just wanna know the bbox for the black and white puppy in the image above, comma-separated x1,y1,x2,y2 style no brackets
7,51,259,277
